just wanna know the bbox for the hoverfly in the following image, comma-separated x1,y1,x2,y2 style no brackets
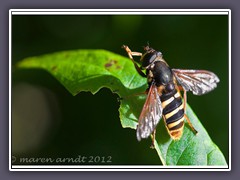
122,45,219,143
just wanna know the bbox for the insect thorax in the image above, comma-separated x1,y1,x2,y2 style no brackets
147,60,174,88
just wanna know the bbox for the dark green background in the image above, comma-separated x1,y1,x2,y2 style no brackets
12,15,229,165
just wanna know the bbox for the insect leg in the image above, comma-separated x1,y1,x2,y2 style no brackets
150,129,156,149
183,89,187,114
176,85,197,135
181,88,198,134
184,114,198,134
122,45,146,77
176,85,187,114
118,91,147,102
118,86,149,102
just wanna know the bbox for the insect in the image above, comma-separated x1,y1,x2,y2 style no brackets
122,45,220,143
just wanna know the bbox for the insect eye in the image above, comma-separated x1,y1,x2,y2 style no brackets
141,52,157,68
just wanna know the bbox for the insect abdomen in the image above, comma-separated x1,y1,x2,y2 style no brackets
160,89,185,140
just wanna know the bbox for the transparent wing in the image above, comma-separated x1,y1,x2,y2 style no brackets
136,83,162,141
172,69,220,95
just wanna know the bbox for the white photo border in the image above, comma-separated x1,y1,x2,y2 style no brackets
9,9,231,171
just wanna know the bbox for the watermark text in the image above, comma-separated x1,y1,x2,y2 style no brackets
12,155,112,164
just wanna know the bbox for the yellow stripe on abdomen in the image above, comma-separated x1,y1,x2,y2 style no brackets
167,116,184,129
165,104,184,119
162,97,174,108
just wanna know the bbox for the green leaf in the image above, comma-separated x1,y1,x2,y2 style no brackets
154,105,227,165
16,49,227,166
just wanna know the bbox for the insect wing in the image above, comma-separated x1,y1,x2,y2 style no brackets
172,69,220,95
136,83,162,141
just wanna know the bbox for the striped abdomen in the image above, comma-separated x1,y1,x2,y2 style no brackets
160,89,185,140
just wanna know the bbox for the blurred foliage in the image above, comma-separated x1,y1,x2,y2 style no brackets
12,14,228,165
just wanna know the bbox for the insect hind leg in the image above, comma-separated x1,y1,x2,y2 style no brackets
181,88,198,135
184,114,198,135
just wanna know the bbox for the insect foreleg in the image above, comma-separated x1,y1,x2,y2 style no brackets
122,45,146,77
